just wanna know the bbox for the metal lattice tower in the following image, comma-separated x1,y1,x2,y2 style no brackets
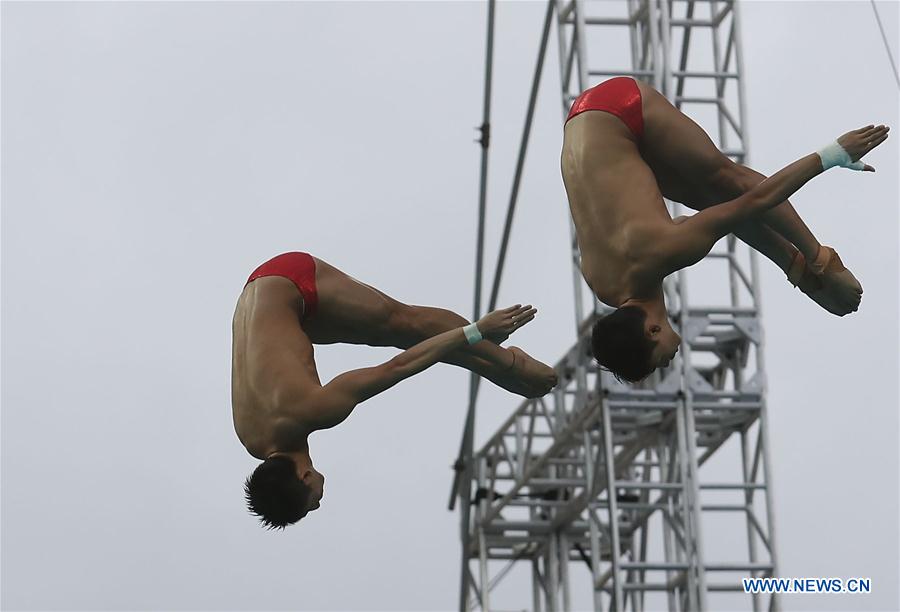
452,1,780,610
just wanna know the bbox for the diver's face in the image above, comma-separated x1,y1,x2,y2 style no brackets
301,468,325,512
648,319,681,368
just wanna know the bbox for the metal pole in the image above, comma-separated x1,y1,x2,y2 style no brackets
657,0,674,97
658,441,679,612
710,3,741,308
488,0,555,311
673,396,699,611
548,531,560,612
560,532,572,611
646,0,663,92
710,1,728,150
533,558,545,612
455,6,496,611
733,2,780,608
584,430,604,612
477,460,492,612
601,403,625,611
572,0,590,91
741,430,761,612
568,0,592,331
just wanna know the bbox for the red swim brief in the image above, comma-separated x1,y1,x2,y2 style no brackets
245,252,319,319
565,76,644,139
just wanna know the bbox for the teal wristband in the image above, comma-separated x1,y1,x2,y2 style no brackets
817,141,865,171
463,323,483,344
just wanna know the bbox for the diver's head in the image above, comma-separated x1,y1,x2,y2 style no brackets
591,303,680,382
243,454,325,529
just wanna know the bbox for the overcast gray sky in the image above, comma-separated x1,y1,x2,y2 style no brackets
2,1,898,611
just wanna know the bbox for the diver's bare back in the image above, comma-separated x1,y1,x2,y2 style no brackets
561,81,672,307
232,277,318,460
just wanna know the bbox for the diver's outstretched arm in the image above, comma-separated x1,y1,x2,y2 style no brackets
308,304,538,430
654,124,889,275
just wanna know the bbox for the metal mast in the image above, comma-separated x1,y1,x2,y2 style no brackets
454,1,780,610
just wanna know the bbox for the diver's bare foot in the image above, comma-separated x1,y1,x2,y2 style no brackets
810,246,862,314
787,247,861,316
507,346,558,398
487,370,540,398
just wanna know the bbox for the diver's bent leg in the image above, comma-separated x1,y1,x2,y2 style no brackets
387,304,556,397
729,222,797,272
726,164,822,262
709,165,860,314
638,82,823,262
385,305,505,370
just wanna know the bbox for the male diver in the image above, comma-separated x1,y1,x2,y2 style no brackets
561,77,889,382
232,252,558,528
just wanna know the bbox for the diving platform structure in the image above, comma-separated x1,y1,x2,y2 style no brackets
450,1,780,610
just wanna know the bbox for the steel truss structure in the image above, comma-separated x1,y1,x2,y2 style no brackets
452,1,780,610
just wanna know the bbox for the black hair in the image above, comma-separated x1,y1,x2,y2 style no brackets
244,455,312,530
590,306,657,383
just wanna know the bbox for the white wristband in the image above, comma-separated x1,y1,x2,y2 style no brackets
817,141,866,171
463,323,483,345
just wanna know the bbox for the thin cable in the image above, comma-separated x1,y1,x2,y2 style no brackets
870,0,900,89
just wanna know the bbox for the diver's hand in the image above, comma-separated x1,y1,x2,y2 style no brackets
836,124,890,171
476,304,537,344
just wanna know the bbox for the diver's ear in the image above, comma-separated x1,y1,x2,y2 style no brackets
649,324,662,335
